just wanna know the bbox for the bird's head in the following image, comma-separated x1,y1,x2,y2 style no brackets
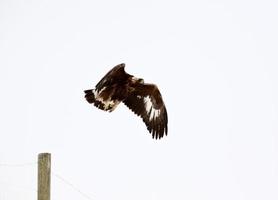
138,78,144,84
131,77,144,84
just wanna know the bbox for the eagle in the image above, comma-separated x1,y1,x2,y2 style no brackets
84,63,168,139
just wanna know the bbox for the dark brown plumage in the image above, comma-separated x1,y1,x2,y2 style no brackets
84,63,168,139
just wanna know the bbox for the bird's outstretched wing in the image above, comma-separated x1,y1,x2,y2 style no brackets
95,63,126,92
123,84,168,139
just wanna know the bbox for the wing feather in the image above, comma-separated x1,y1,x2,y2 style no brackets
123,94,147,117
123,84,168,139
95,63,126,92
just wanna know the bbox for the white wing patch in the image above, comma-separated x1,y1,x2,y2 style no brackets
93,87,106,99
144,96,161,121
93,87,120,111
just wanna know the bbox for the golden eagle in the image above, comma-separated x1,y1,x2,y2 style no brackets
84,63,168,139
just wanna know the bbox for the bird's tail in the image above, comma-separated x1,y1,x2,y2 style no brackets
84,89,95,103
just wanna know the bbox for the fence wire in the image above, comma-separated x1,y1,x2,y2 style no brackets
52,171,96,200
0,160,98,200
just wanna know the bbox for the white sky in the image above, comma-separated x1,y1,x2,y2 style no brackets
0,0,278,199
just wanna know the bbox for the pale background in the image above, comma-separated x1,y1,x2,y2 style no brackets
0,0,278,200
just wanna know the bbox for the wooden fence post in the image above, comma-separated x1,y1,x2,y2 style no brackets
38,153,51,200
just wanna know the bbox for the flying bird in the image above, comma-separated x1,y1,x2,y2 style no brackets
84,63,168,139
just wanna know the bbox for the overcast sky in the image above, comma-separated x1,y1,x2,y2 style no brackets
0,0,278,200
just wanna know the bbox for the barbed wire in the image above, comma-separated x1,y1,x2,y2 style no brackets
0,161,98,200
52,171,96,200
